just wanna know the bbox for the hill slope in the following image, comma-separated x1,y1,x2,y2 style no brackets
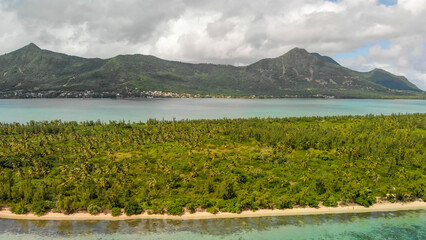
0,43,423,98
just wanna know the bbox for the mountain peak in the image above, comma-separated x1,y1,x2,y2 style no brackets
19,43,41,52
2,43,42,57
287,47,309,55
26,43,41,50
281,48,340,66
367,67,420,91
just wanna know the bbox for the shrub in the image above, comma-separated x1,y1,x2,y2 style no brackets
166,202,184,215
323,196,338,207
199,198,215,209
275,197,293,209
396,190,405,201
308,199,319,208
206,207,218,214
52,207,62,213
124,200,142,216
111,207,122,217
356,195,376,207
57,197,76,214
11,202,28,214
238,191,254,209
44,200,55,209
295,194,309,207
31,201,47,216
254,193,273,209
87,204,102,215
186,202,197,214
150,206,164,214
217,198,242,213
147,199,165,214
220,180,237,200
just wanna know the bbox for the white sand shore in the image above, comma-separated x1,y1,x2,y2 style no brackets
0,200,424,221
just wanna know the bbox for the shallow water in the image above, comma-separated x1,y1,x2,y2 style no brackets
0,98,425,123
0,210,424,239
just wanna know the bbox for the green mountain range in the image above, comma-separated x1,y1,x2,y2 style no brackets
0,43,423,98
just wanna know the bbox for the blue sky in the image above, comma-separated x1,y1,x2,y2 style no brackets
335,41,391,59
328,0,397,6
378,0,398,6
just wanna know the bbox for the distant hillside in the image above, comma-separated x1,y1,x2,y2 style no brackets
363,68,419,91
0,43,423,98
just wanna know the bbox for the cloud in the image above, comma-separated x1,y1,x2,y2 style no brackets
339,36,426,89
0,0,425,89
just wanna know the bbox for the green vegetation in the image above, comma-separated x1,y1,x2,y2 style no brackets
0,114,424,216
87,204,102,215
124,200,143,216
0,43,423,99
31,200,47,215
365,68,419,91
165,202,184,215
11,201,28,214
111,207,121,217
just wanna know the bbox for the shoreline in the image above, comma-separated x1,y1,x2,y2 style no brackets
1,96,425,100
0,201,424,221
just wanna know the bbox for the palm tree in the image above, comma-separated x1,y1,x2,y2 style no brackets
147,178,157,189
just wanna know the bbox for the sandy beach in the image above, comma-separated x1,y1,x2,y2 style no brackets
0,200,424,221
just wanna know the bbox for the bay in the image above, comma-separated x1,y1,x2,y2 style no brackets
0,210,424,239
0,98,425,123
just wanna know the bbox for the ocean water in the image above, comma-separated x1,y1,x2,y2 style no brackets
0,210,424,239
0,98,425,123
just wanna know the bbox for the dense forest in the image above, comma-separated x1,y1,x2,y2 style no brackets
0,114,424,216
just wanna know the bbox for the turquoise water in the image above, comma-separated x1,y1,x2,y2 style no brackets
0,210,424,239
0,98,425,123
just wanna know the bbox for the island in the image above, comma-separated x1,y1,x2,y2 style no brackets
0,114,425,219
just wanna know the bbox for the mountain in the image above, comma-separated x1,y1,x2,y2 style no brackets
363,68,419,91
0,43,423,98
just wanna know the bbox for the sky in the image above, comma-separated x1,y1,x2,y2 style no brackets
0,0,425,90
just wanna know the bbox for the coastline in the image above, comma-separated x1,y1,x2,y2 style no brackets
0,200,424,221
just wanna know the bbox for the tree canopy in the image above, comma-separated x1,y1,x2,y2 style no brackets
0,114,424,215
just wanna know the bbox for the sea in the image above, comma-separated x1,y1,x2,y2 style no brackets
0,98,425,123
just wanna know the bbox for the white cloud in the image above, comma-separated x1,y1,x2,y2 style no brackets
0,0,425,89
341,37,426,89
399,0,426,14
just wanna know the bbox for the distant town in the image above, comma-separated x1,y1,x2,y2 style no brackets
0,89,225,99
0,89,336,99
0,89,182,99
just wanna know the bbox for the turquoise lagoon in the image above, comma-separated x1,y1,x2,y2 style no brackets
0,98,425,123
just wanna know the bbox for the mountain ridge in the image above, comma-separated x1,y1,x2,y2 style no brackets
0,43,423,99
